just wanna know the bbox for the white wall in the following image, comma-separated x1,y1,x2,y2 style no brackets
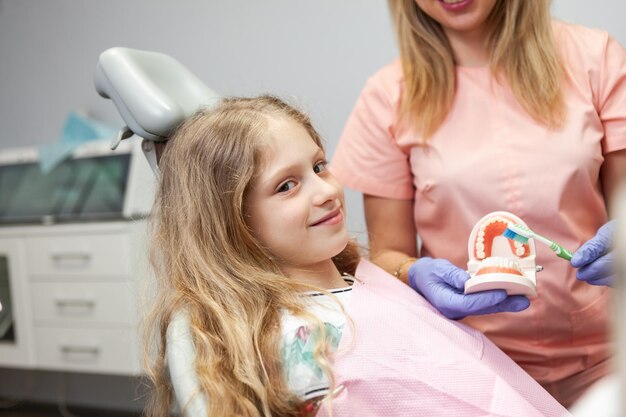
552,0,626,44
0,0,624,411
0,0,397,151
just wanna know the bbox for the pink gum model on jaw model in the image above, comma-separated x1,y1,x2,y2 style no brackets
465,212,539,297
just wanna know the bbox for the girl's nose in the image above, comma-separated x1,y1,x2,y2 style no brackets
311,176,339,206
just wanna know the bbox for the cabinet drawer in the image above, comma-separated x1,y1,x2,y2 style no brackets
25,233,130,279
30,282,137,326
34,326,140,375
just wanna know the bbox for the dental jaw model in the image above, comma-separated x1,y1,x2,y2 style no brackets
465,211,539,297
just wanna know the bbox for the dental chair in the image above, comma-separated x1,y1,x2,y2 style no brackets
95,47,217,416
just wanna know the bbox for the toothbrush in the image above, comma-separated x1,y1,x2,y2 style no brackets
502,223,573,261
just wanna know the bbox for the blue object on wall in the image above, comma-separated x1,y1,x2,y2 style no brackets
38,112,118,174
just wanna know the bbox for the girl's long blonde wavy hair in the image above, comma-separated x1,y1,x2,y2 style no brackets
144,95,360,417
388,0,565,138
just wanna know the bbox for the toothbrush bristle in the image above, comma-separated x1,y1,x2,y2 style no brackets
502,227,529,244
507,223,534,238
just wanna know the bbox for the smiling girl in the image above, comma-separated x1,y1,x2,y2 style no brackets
143,95,569,417
144,95,360,417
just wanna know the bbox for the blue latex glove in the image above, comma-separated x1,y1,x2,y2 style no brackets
408,257,530,320
571,220,615,286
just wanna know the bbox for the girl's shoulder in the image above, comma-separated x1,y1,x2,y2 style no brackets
281,276,354,344
280,278,354,401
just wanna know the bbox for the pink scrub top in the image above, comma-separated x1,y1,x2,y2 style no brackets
331,21,626,387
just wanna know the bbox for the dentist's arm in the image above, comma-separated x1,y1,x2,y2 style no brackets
363,194,418,283
601,149,626,216
364,194,529,319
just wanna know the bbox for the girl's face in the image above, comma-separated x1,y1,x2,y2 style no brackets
414,0,497,38
246,117,349,275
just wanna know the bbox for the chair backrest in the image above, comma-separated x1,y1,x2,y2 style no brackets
166,311,207,417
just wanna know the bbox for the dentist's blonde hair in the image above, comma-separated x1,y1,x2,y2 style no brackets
388,0,565,139
144,95,360,417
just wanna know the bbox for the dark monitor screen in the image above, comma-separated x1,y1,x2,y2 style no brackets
0,154,130,224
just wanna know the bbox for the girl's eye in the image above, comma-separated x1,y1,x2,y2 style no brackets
313,160,328,174
277,180,296,193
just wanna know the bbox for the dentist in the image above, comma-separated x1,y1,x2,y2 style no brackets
331,0,626,408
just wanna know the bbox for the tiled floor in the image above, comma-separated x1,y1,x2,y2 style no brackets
0,403,140,417
0,369,146,417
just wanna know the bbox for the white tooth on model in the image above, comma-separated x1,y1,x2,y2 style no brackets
477,256,523,273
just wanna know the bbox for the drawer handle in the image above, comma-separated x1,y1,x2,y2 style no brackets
50,252,92,261
50,252,92,268
55,299,95,308
60,345,100,356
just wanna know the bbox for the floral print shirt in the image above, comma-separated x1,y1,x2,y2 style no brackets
280,276,353,400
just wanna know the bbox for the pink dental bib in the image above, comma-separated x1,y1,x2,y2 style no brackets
317,260,570,417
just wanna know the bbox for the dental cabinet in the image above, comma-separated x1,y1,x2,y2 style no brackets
0,139,154,375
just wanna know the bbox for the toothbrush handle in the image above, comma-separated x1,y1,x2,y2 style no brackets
533,233,573,261
551,243,573,261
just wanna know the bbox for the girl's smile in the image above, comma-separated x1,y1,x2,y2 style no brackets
309,208,343,227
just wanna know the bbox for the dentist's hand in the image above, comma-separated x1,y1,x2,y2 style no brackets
408,257,530,320
571,220,615,286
